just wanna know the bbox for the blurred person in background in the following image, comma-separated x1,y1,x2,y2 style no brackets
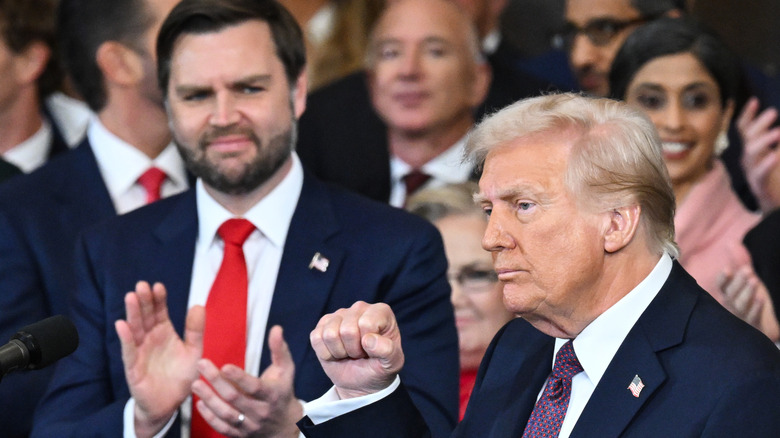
609,16,779,341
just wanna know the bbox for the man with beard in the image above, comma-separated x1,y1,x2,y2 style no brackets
31,1,458,437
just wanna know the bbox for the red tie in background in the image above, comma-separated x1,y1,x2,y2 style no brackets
522,340,583,438
137,167,166,204
191,218,256,438
403,169,431,200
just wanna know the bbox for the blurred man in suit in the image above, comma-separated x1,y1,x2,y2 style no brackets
297,0,551,205
299,93,780,438
32,1,457,437
0,0,186,435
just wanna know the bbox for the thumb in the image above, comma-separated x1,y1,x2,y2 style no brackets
268,325,294,373
362,333,403,373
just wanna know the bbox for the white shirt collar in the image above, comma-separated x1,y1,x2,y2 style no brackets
195,152,304,249
390,135,472,186
3,120,52,173
556,253,673,386
88,115,188,200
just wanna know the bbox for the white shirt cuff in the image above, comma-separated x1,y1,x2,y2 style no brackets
302,376,401,425
123,397,178,438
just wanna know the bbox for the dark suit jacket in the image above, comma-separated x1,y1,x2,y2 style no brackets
0,158,20,183
299,263,780,438
744,209,780,322
296,44,552,204
31,172,459,438
0,139,115,438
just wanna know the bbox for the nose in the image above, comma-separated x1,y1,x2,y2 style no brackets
450,278,468,307
569,33,598,71
209,91,241,126
659,100,685,132
398,47,423,79
482,209,514,253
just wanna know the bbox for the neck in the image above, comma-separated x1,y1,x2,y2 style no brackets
388,116,472,169
98,95,171,159
0,88,44,154
204,156,293,216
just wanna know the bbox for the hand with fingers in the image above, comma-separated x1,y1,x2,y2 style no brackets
309,301,404,400
737,97,780,212
191,325,302,438
717,266,780,342
114,281,205,438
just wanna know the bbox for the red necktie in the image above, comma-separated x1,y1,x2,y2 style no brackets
137,167,166,204
522,340,583,438
403,169,431,202
191,218,255,438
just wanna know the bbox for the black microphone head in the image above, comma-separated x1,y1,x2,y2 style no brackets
11,315,79,369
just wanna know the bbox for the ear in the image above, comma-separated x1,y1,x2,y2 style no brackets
95,41,144,86
14,41,51,85
292,69,308,119
469,61,492,109
603,204,642,253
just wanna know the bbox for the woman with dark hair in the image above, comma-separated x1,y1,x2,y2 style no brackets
610,17,779,341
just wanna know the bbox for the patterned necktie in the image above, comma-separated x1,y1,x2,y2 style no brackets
522,340,583,438
191,218,255,438
137,167,166,204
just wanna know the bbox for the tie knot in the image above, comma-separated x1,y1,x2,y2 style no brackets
552,340,583,380
217,218,255,247
138,167,167,203
403,169,431,197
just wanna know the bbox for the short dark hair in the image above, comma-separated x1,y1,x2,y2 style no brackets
57,0,154,111
609,16,738,107
157,0,306,95
630,0,686,16
0,0,62,99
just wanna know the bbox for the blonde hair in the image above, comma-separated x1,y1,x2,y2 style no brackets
467,93,679,258
405,182,482,223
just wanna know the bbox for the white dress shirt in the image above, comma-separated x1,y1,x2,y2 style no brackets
88,116,189,214
123,154,304,438
2,120,54,173
303,253,673,433
388,135,473,207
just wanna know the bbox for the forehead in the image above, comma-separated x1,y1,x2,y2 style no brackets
478,136,573,200
169,20,281,82
629,52,717,90
565,0,640,24
373,0,469,45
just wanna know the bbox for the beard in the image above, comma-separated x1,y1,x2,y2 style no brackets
176,120,297,195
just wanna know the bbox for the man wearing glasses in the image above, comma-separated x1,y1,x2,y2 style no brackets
557,0,684,97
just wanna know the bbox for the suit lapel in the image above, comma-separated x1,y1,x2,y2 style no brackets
571,263,696,437
261,173,343,370
52,140,116,221
149,191,199,336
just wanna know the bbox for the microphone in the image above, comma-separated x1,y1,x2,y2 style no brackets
0,315,79,379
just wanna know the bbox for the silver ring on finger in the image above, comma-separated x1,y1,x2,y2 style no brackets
235,413,246,428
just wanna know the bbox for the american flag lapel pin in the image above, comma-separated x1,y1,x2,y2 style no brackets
308,252,329,272
627,375,645,398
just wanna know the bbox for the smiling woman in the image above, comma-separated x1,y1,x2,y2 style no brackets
610,17,780,341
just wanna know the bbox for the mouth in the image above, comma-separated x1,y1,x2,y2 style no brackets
393,91,428,107
204,134,254,154
661,141,693,159
576,72,605,93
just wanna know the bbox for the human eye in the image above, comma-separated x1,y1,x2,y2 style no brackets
238,84,264,94
378,44,400,60
425,42,447,58
634,92,665,111
681,90,713,110
180,89,210,102
586,19,621,45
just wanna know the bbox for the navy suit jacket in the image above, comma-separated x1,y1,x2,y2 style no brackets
300,263,780,438
0,139,115,438
31,172,459,438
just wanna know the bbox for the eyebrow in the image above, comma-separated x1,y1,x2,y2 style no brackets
174,74,272,95
632,81,718,92
474,183,548,205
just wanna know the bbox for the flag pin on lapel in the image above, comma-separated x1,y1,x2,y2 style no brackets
309,252,329,272
628,375,645,398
